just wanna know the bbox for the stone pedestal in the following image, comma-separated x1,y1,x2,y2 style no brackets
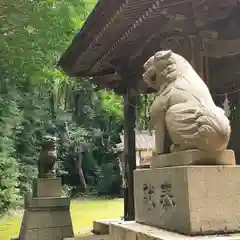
32,178,62,197
19,178,74,240
150,150,235,168
134,150,240,236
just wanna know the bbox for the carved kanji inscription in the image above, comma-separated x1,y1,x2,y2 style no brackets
142,184,156,211
159,182,176,210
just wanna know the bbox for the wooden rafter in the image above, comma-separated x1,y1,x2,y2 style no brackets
60,0,238,76
89,0,194,74
72,0,157,72
58,0,124,74
59,0,240,93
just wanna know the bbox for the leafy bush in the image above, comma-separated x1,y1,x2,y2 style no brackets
96,163,121,195
0,0,90,214
0,0,129,215
0,153,20,214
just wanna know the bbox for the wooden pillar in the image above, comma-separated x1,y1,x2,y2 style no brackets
123,87,137,220
189,34,213,88
189,35,204,78
112,60,141,220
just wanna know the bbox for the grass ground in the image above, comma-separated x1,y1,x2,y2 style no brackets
0,198,123,240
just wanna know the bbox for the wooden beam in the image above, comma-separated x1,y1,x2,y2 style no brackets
123,87,138,220
203,39,240,58
187,35,210,87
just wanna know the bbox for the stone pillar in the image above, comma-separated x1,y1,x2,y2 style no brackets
18,135,74,240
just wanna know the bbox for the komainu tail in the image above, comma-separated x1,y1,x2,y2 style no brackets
196,106,231,151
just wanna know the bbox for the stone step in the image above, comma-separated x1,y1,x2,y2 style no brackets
93,219,122,235
110,221,240,240
64,234,110,240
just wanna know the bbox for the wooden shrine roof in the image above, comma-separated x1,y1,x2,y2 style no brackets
59,0,240,92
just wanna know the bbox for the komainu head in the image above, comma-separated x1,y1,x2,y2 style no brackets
41,135,56,151
143,50,195,90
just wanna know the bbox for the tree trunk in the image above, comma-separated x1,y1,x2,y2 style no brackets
76,153,87,191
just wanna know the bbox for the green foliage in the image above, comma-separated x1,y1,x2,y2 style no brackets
96,163,122,195
0,95,22,213
99,90,124,120
0,0,128,215
56,85,123,196
137,93,155,130
0,0,96,214
0,153,20,214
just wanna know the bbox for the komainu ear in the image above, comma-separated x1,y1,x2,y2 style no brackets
154,50,173,71
154,50,172,61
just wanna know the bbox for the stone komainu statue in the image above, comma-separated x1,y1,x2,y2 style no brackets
38,135,57,178
143,50,231,154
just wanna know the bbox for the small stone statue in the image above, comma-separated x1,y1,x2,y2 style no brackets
143,50,231,154
38,135,57,178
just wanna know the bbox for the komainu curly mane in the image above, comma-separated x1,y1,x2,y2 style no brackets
143,50,231,153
